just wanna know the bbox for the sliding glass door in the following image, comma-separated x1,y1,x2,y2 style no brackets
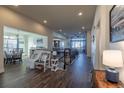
70,38,86,53
4,26,48,58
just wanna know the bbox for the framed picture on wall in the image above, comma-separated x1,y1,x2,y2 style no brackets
110,5,124,42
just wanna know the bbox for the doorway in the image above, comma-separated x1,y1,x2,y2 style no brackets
3,26,48,65
70,33,86,53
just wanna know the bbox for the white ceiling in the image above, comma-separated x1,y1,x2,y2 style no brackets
6,5,96,38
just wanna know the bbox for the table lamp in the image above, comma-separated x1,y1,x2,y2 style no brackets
103,50,123,83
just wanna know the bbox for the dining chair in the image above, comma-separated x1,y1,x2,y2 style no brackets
4,51,12,64
26,50,42,69
12,48,23,63
35,51,51,72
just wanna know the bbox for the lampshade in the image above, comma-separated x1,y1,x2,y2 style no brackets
103,50,123,68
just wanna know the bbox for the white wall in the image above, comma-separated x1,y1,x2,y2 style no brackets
107,6,124,83
91,6,101,70
91,5,124,83
0,6,54,73
99,5,124,83
91,5,112,70
86,31,91,57
0,25,4,73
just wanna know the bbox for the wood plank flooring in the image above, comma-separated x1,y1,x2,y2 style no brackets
0,53,92,88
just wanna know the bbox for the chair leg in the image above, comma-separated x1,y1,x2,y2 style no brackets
4,59,7,64
10,59,13,64
20,58,22,63
44,61,49,72
44,61,46,72
6,59,8,64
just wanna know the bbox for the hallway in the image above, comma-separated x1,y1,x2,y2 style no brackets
0,53,92,88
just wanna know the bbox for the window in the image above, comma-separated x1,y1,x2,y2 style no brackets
4,35,17,51
70,38,86,49
4,26,48,57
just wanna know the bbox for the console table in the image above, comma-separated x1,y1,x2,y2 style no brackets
93,70,124,88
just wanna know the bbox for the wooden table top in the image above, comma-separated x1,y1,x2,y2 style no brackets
94,70,124,88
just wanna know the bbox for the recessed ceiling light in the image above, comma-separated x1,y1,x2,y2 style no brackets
82,26,85,30
78,12,83,16
43,20,47,24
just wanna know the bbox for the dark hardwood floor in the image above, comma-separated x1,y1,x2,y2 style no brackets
0,53,92,88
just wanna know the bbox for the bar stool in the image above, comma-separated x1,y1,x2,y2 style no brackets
51,58,59,71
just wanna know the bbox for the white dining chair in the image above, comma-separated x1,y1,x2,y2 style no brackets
25,50,42,69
